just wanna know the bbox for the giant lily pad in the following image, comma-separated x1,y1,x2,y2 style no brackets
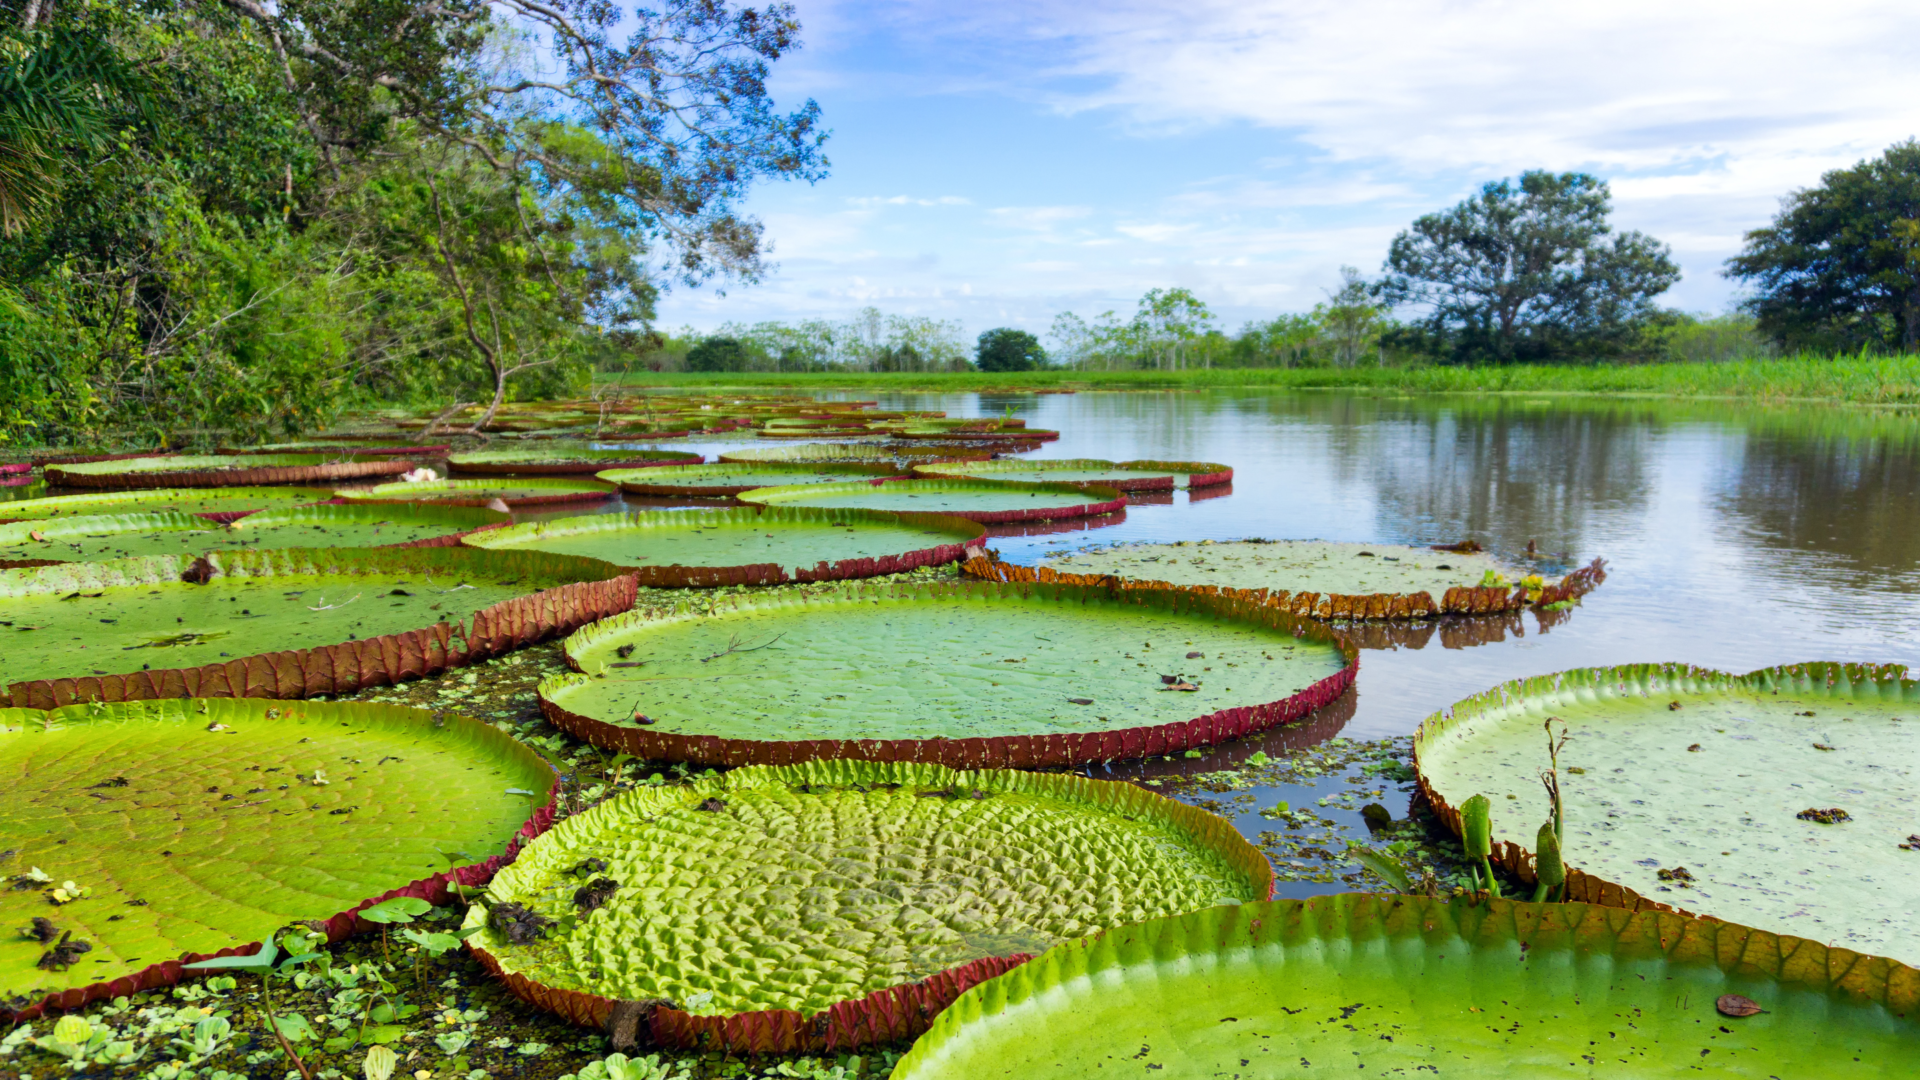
1415,661,1920,968
0,487,326,524
893,893,1920,1079
44,454,414,489
463,759,1268,1052
973,541,1608,619
338,477,618,508
0,504,505,563
0,697,556,1018
597,462,901,497
737,478,1124,524
1,546,637,707
912,458,1232,491
462,508,983,586
718,444,991,465
540,579,1355,767
448,447,702,476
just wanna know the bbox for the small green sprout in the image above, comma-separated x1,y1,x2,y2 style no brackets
1460,794,1499,898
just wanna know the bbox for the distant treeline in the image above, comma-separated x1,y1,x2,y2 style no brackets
646,143,1920,374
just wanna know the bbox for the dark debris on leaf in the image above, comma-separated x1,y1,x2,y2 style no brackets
572,878,620,915
22,916,57,943
570,858,608,877
36,931,91,971
1716,994,1765,1018
696,797,726,813
1797,807,1851,824
488,902,552,945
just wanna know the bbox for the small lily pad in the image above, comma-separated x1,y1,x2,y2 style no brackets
462,507,982,585
338,478,618,508
448,448,701,476
737,478,1124,524
597,462,901,497
913,458,1232,490
45,455,414,490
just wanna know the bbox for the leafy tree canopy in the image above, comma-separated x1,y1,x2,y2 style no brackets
685,335,749,372
1377,171,1680,364
1725,140,1920,353
976,328,1046,372
0,0,826,444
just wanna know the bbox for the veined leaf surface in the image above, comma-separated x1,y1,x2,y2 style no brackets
892,894,1920,1078
0,698,553,1001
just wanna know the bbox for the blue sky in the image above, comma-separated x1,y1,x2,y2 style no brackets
655,0,1920,340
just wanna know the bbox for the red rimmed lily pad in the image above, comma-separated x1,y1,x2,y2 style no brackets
0,697,557,1021
967,545,1609,620
462,759,1269,1053
1,546,637,708
1415,661,1920,967
718,444,993,466
448,448,702,476
0,503,506,563
45,454,414,490
912,457,1232,491
540,578,1356,768
461,507,982,586
338,477,618,508
0,487,327,524
737,477,1125,524
596,462,902,497
892,893,1920,1078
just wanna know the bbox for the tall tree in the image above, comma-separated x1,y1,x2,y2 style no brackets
1315,266,1388,367
1726,140,1920,353
1378,171,1679,364
1130,287,1213,369
976,328,1045,372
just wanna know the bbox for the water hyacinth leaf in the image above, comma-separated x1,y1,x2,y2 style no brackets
0,488,326,523
462,507,983,585
890,894,1920,1079
596,462,901,498
911,458,1233,490
0,504,505,563
45,455,414,490
736,478,1124,524
0,698,556,1014
463,759,1269,1052
447,448,701,476
1414,661,1920,967
541,578,1355,768
338,477,618,508
0,546,636,707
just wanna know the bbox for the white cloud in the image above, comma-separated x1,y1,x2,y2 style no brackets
844,194,973,207
659,0,1920,332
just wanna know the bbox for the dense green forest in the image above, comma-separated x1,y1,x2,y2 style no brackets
0,0,824,445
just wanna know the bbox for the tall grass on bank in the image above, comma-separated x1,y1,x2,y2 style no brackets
611,352,1920,406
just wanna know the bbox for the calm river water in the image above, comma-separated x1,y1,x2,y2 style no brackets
656,389,1920,743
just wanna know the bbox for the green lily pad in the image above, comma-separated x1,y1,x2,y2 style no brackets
463,759,1267,1049
0,546,632,705
540,579,1354,766
0,488,326,522
462,508,981,585
596,462,900,497
1414,661,1920,967
737,478,1123,524
0,697,554,1007
45,455,414,490
893,893,1920,1079
0,504,504,563
447,448,702,476
1042,540,1522,598
338,478,617,508
718,444,991,465
912,458,1232,490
